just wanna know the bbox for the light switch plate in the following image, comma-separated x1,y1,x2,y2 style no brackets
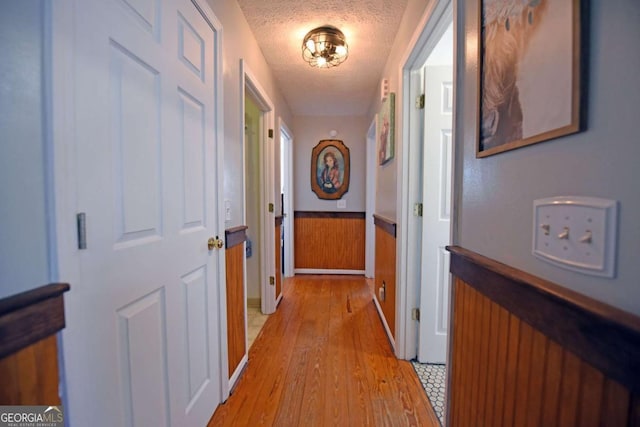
337,199,346,209
532,196,617,277
224,200,231,221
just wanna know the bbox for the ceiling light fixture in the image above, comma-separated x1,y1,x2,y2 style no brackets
302,26,348,69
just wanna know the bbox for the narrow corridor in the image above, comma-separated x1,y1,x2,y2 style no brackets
209,275,440,426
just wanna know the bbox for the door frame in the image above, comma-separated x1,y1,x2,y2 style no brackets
240,59,277,315
279,118,295,278
50,0,231,407
365,116,377,278
397,0,457,360
418,59,455,363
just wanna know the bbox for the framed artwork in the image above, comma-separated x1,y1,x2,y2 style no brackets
378,92,395,165
477,0,585,157
310,139,350,200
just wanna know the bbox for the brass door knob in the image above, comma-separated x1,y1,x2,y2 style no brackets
208,236,224,250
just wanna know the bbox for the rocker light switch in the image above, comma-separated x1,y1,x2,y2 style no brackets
532,196,617,277
224,200,231,221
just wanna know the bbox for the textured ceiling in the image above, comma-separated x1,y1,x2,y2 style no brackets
236,0,409,116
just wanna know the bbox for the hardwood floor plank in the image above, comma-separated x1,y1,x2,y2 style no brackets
212,279,307,426
326,283,352,425
208,275,439,427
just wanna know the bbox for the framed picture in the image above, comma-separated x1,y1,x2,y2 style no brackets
310,139,350,200
477,0,584,157
378,92,395,164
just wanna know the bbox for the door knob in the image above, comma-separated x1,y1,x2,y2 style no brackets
208,236,224,250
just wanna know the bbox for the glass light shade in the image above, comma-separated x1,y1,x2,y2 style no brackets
306,39,316,53
301,26,349,68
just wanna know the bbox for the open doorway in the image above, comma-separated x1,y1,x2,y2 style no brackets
244,94,266,347
417,20,454,364
400,0,454,359
365,117,377,278
280,120,294,279
241,60,277,354
400,1,454,423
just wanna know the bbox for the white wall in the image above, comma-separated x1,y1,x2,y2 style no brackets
206,0,293,229
0,1,51,298
367,0,430,220
456,0,640,315
292,116,368,212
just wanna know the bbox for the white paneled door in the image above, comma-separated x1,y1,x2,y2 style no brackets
61,0,225,426
418,64,453,363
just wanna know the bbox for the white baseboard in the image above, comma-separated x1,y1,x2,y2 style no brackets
228,353,248,394
294,268,365,275
246,298,260,309
372,296,396,352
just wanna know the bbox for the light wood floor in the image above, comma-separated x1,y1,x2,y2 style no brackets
208,275,440,426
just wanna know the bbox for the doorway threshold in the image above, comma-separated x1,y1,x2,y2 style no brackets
411,361,446,426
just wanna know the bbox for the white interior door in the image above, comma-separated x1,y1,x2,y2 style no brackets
418,64,453,363
365,117,377,278
280,123,294,278
62,0,225,425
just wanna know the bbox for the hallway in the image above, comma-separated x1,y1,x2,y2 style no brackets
208,275,440,426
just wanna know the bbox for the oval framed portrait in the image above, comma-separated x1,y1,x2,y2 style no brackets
310,139,350,200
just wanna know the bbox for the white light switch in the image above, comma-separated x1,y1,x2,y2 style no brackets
337,199,346,209
532,196,617,277
224,200,231,221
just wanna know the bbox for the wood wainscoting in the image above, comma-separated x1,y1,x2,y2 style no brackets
293,211,365,273
0,283,70,405
275,216,283,302
447,246,640,427
225,226,248,381
373,214,397,344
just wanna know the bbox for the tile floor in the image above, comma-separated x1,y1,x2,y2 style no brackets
411,361,446,426
246,305,269,348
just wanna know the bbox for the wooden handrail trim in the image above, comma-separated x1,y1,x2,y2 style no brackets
225,226,248,249
0,282,69,316
294,211,366,219
447,245,640,393
373,214,396,238
0,283,70,359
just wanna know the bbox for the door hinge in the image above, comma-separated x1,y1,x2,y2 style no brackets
269,276,275,286
268,129,274,138
268,203,274,213
77,213,87,250
414,203,423,217
411,308,420,321
416,94,425,109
